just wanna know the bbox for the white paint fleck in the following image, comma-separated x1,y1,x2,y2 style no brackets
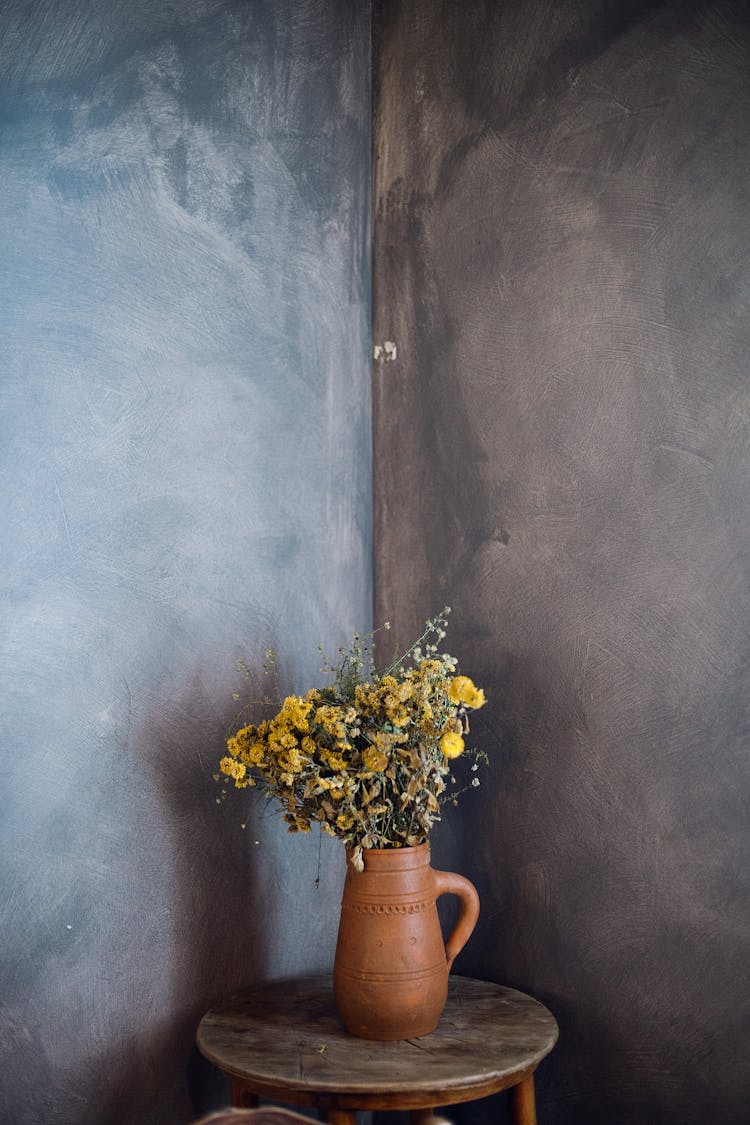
374,340,397,363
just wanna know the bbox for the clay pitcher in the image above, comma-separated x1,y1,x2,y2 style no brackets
333,842,480,1039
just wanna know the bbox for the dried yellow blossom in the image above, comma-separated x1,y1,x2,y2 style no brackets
321,749,348,772
384,696,409,726
280,747,305,773
448,675,486,709
440,731,465,759
315,704,347,739
362,746,389,771
280,694,313,730
220,756,247,781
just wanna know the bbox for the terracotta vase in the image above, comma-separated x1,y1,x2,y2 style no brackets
333,842,480,1040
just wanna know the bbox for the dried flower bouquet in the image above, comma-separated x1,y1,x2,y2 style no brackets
219,608,486,869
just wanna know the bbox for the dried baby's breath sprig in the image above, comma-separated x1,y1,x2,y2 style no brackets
219,609,487,856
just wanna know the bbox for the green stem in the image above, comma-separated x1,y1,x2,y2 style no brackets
382,608,449,677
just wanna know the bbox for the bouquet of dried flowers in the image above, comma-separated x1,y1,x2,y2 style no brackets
218,608,486,868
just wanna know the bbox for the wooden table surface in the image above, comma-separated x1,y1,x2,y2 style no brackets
197,975,558,1124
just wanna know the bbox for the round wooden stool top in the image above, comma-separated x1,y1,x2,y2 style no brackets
197,975,558,1114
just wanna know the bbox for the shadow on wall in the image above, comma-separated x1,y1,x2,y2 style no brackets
441,643,736,1125
82,664,275,1125
436,648,576,1125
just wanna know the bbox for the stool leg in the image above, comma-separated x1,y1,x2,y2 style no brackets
410,1110,441,1125
231,1083,259,1108
327,1111,357,1125
508,1073,537,1125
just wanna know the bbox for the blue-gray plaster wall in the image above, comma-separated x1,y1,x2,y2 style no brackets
0,2,371,1122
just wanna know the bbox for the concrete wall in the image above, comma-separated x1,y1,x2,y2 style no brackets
373,2,750,1123
0,2,370,1121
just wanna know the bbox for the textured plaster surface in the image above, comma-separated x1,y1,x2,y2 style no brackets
373,2,750,1122
0,2,370,1122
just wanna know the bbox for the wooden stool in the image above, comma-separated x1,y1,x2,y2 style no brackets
193,1110,319,1125
197,975,558,1125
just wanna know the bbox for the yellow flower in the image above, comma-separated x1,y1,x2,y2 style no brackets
236,737,265,766
362,746,389,771
284,812,312,832
440,731,465,759
280,747,305,773
269,723,298,752
385,697,409,726
448,675,486,709
227,726,266,766
322,750,348,772
315,705,347,739
336,811,354,830
219,756,247,782
280,694,313,731
354,683,380,713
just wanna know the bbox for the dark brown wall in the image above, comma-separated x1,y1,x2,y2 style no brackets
373,2,750,1122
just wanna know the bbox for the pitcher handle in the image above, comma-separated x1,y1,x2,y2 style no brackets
433,868,480,970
